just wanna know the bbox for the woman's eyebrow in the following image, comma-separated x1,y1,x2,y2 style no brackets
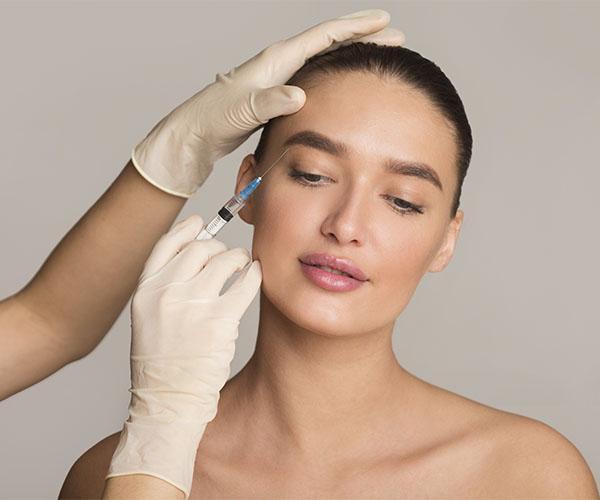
283,129,444,192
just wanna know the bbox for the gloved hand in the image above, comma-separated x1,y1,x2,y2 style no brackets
131,8,405,197
106,214,261,498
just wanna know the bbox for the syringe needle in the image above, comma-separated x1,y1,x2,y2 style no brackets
259,148,290,179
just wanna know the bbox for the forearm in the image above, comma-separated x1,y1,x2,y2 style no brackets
1,160,186,399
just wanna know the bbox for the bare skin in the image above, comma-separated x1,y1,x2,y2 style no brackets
60,376,599,499
190,373,599,498
60,72,599,498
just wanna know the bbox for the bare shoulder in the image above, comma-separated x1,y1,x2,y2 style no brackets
59,431,121,499
487,413,599,498
417,381,599,498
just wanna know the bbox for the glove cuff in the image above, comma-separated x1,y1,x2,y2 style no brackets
130,147,192,199
106,355,228,497
130,129,215,198
106,417,208,499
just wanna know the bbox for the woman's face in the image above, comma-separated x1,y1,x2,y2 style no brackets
236,71,463,338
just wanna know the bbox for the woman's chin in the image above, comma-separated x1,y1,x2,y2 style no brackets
288,313,360,339
262,284,367,338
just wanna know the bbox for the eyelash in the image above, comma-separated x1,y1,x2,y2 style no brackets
287,168,425,216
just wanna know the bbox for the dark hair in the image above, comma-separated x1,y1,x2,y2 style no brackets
253,42,472,219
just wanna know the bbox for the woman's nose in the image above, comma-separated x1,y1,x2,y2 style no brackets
319,188,373,245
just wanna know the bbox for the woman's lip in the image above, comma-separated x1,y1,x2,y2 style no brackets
299,262,366,292
298,253,368,282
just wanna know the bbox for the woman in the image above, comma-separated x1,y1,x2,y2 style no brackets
61,42,599,499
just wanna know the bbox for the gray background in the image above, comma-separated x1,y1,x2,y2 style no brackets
1,1,599,498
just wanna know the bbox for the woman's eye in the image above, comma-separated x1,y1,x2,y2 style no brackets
384,195,424,215
287,167,424,216
288,168,326,185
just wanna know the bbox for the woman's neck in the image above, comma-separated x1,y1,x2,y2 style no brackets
217,291,420,468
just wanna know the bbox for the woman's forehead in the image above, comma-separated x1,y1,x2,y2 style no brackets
272,72,457,187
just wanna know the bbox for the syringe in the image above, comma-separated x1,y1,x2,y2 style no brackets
195,148,290,240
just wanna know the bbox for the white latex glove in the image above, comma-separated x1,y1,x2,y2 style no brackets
106,214,261,498
131,8,405,197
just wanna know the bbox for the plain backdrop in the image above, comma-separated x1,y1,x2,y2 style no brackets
1,1,599,498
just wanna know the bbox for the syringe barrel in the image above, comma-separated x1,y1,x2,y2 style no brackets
223,194,246,216
195,194,246,240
